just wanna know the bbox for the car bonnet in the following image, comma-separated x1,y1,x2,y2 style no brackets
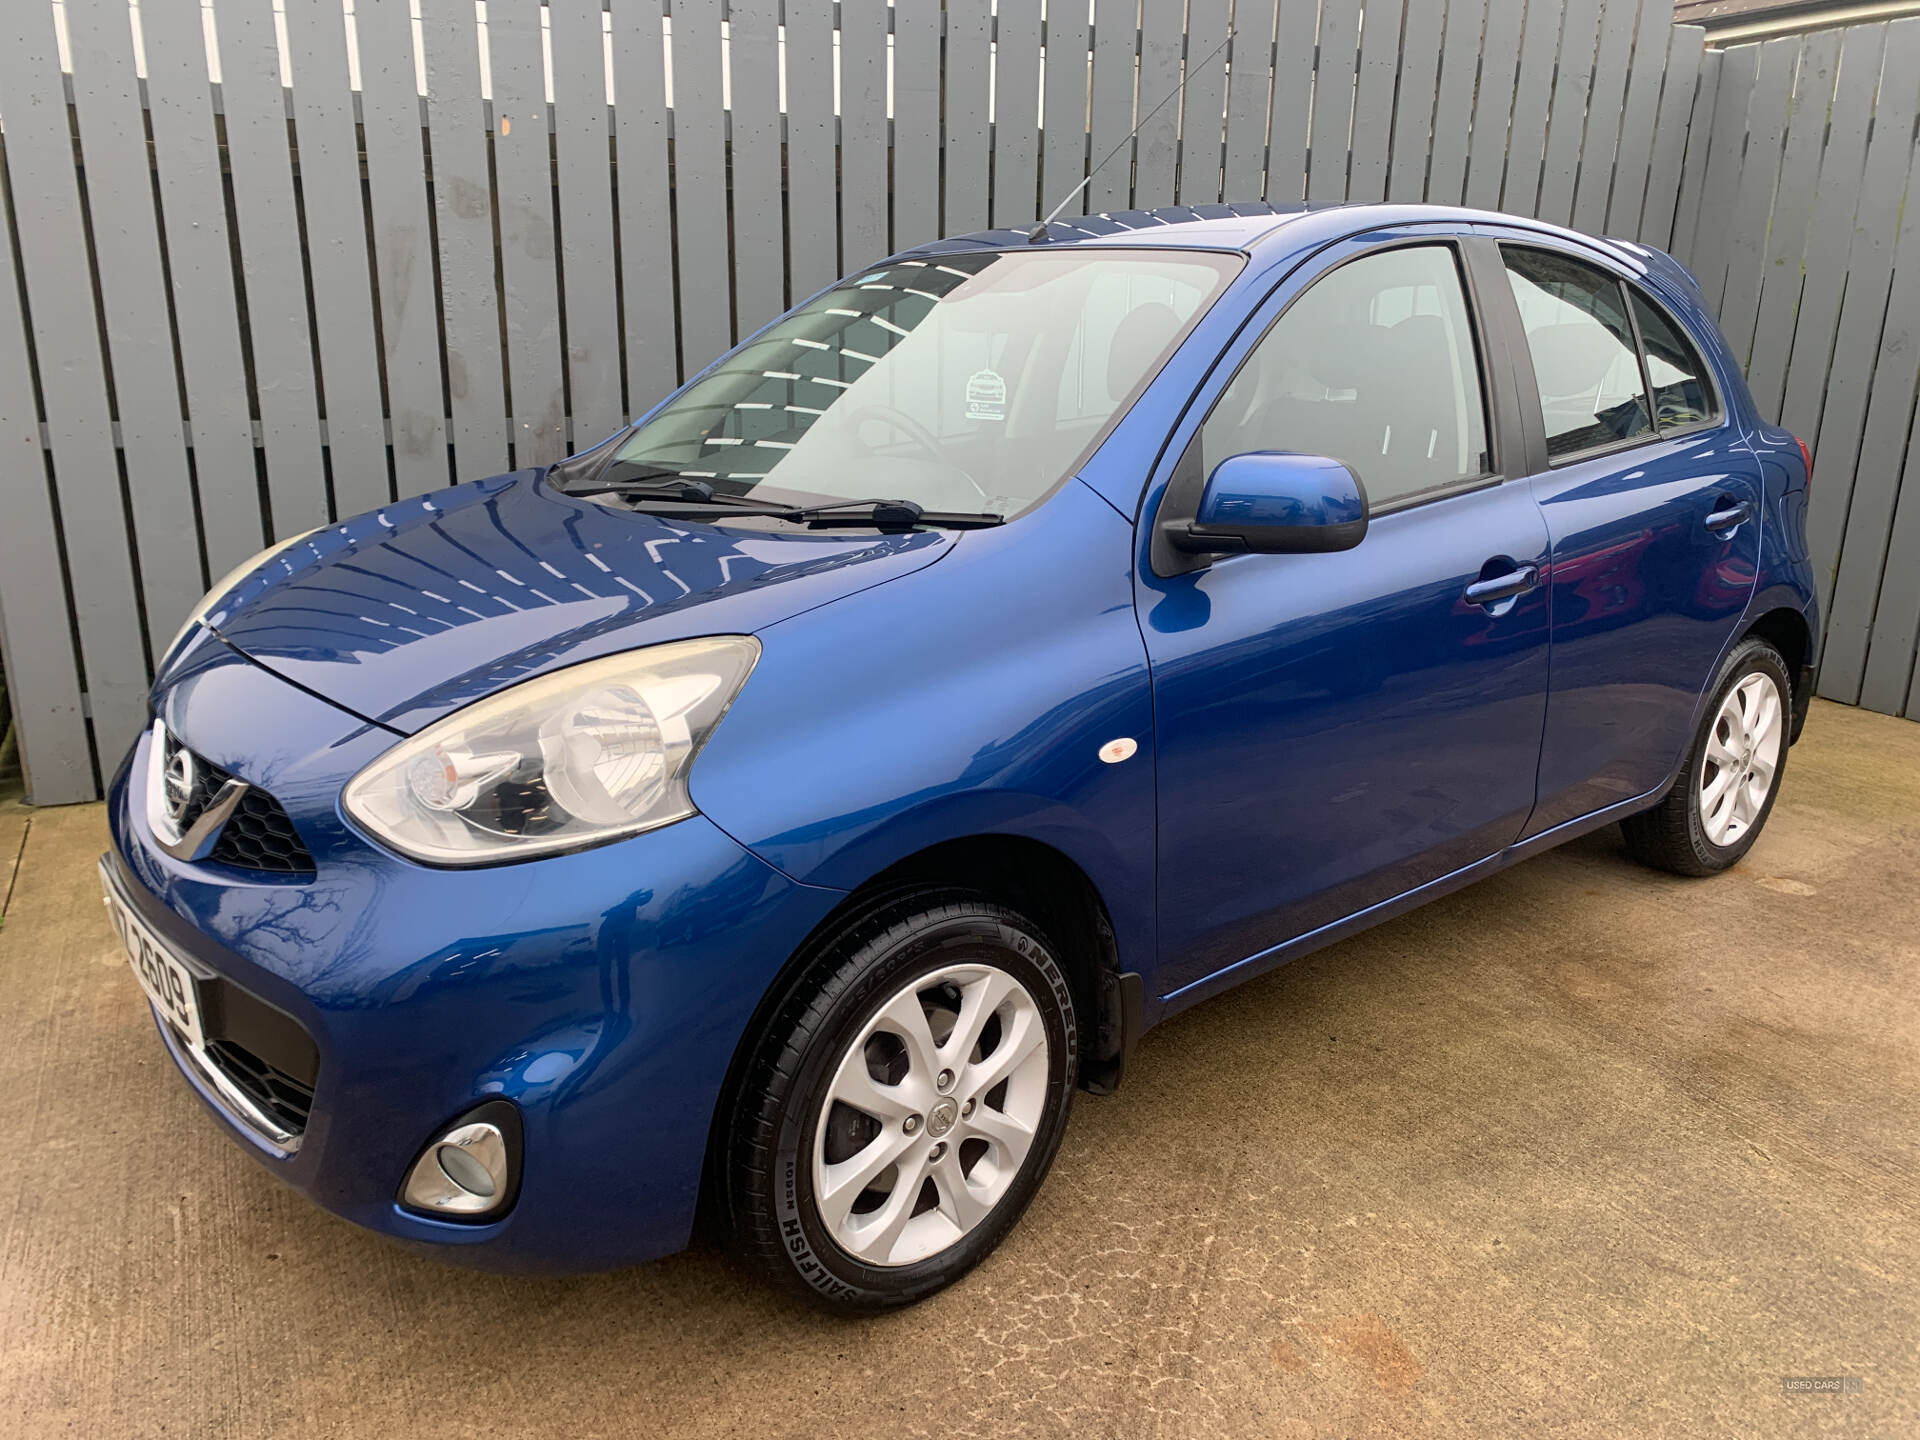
181,470,954,734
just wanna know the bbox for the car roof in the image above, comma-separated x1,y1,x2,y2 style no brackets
904,201,1657,277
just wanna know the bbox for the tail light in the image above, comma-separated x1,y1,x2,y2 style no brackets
1795,436,1813,491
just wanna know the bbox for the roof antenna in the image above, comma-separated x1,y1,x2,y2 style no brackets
1028,26,1237,244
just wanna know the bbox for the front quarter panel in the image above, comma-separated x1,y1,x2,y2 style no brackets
690,478,1160,981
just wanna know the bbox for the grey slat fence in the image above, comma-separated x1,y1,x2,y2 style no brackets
1670,19,1920,720
0,0,1910,806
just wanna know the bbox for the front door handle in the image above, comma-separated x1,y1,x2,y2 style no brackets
1705,499,1754,533
1465,563,1540,608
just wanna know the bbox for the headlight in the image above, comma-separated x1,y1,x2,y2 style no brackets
342,636,760,865
164,526,324,661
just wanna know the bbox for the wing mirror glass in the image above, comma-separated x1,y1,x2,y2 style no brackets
1170,451,1370,556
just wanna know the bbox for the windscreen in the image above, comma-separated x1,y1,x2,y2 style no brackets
601,249,1239,518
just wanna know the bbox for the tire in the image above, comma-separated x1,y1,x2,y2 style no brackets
726,890,1078,1312
1621,635,1792,876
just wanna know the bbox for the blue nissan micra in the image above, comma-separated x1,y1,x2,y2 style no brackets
103,203,1818,1310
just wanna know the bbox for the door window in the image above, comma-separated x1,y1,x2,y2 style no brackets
1501,247,1653,459
1200,244,1491,507
1629,290,1718,429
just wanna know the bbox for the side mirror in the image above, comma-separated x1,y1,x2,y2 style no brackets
1170,451,1369,556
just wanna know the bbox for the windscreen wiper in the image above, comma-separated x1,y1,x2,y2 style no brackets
613,492,1005,530
571,474,785,509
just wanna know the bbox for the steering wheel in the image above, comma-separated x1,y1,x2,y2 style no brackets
846,403,991,501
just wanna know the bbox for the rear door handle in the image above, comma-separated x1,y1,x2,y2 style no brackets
1464,563,1540,607
1705,499,1754,533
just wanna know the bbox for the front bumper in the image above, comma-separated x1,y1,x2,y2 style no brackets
109,642,846,1272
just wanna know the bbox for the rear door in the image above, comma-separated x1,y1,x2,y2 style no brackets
1475,233,1762,834
1139,231,1553,998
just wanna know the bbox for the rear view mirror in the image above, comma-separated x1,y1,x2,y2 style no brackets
1171,451,1370,556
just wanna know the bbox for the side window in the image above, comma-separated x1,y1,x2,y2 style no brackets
1629,290,1718,429
1200,244,1491,508
1502,247,1653,459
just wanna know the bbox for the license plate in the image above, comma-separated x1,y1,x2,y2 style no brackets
99,859,206,1051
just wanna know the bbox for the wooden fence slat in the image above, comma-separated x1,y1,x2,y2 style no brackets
1463,0,1525,210
1744,30,1844,418
0,2,148,766
421,0,509,478
611,0,680,410
892,2,941,248
1308,0,1363,202
1667,45,1721,257
220,0,328,537
1427,0,1487,206
1499,0,1564,213
1134,0,1186,208
1641,25,1704,245
728,0,787,329
1863,432,1920,712
1086,0,1137,212
356,0,448,494
1349,0,1405,204
1177,0,1233,204
1268,0,1321,202
1607,0,1677,237
1570,0,1640,233
1537,0,1604,226
1717,37,1799,360
1823,125,1920,702
994,2,1045,224
662,0,729,376
783,0,838,290
550,0,624,449
488,0,567,461
64,0,203,639
141,0,270,563
298,1,420,502
1804,19,1920,625
0,141,92,801
946,0,993,226
1689,43,1760,311
1776,24,1884,442
839,0,890,262
1039,0,1091,215
1223,1,1280,202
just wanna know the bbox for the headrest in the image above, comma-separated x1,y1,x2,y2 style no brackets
1302,325,1386,392
1107,302,1183,399
1524,323,1629,397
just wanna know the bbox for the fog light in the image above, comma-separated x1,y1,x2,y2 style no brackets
400,1101,521,1219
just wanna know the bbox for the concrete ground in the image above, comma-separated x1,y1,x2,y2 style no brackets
1,699,1914,1439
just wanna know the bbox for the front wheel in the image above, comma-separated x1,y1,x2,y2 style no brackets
726,893,1078,1311
1622,635,1792,876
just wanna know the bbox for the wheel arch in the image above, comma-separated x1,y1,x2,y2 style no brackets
1743,603,1814,742
697,832,1142,1237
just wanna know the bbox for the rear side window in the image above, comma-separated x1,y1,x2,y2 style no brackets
1502,247,1652,460
1201,244,1491,508
1629,290,1718,429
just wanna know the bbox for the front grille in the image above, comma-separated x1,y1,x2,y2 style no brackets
203,1039,317,1134
160,728,317,876
208,787,317,874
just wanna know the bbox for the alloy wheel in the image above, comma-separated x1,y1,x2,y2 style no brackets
1697,671,1783,847
812,962,1050,1267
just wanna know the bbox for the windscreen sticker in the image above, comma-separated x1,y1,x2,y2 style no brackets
966,368,1008,422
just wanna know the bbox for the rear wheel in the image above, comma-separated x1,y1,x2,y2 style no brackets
1622,636,1791,876
726,893,1077,1311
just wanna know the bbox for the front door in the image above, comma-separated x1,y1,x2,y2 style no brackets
1140,238,1552,999
1483,240,1763,834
